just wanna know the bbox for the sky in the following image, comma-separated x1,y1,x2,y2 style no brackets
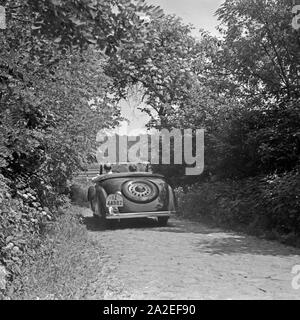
147,0,224,36
118,0,225,135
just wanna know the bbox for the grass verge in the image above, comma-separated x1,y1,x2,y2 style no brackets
9,205,105,300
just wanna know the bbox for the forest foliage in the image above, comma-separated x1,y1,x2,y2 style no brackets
0,0,163,292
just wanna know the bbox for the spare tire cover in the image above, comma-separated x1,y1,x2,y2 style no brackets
121,180,159,203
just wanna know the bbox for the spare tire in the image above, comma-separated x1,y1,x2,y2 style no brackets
121,180,158,203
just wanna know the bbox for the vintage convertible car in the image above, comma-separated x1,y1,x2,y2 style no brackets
88,163,176,227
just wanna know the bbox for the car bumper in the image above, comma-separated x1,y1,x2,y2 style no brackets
106,211,175,220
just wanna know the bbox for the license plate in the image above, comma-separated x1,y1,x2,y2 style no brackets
106,194,124,208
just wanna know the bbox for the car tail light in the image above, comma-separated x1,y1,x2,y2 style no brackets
121,180,158,203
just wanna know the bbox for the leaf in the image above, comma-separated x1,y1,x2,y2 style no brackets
31,25,42,30
54,36,62,43
69,16,86,26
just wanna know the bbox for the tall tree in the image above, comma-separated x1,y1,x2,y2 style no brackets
216,0,300,101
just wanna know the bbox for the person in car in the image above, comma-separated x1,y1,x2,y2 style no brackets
91,163,112,183
128,164,138,172
103,163,113,174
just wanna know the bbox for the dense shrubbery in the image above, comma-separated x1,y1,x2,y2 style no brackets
145,0,300,242
205,101,300,180
176,167,300,243
0,174,50,298
0,42,113,295
0,0,162,295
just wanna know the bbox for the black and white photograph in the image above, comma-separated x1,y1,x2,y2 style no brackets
0,0,300,304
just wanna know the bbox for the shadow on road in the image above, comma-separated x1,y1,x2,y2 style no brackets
82,209,300,257
83,216,161,231
83,214,224,235
194,235,300,256
83,216,106,231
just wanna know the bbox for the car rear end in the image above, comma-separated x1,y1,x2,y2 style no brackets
97,173,176,220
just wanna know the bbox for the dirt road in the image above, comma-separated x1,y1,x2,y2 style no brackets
82,208,300,300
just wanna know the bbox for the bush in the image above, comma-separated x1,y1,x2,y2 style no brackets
0,174,55,298
175,167,300,242
205,102,300,180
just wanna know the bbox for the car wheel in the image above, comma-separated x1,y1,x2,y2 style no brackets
100,209,107,224
157,217,169,227
93,200,100,219
91,200,96,216
95,200,107,227
88,186,96,213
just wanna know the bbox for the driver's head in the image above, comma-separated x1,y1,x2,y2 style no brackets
104,163,112,172
129,164,137,172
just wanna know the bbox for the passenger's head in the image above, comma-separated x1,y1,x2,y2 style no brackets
128,164,137,172
104,163,112,173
